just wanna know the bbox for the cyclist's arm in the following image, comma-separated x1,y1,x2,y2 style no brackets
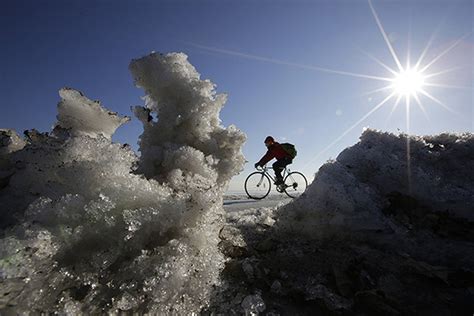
257,150,275,166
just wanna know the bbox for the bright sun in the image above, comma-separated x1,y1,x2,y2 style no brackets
192,0,465,173
392,68,426,97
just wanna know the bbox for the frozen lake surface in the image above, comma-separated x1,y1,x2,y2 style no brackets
223,194,292,212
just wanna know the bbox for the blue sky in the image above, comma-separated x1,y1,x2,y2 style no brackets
1,0,472,192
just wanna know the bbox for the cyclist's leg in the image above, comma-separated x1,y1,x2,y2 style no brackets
272,160,282,183
273,159,289,184
282,158,292,174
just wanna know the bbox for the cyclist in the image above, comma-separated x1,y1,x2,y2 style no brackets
254,136,293,185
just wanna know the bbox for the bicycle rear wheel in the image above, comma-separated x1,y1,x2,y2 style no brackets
245,172,271,200
283,171,308,198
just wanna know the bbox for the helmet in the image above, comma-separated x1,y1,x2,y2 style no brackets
264,136,274,143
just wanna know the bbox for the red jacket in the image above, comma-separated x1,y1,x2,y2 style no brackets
257,142,292,166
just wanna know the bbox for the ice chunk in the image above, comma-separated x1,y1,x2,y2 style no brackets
129,52,246,185
0,129,26,189
241,294,266,315
55,87,130,139
0,129,26,155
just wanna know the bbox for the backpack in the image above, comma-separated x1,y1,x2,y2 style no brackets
281,143,297,159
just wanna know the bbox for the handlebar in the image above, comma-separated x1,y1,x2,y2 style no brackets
255,165,272,171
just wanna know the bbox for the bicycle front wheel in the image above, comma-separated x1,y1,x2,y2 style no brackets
284,172,308,198
245,172,271,200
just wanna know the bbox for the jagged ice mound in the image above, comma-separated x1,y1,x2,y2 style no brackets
277,129,474,237
0,52,246,314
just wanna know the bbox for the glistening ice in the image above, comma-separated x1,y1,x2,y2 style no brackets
0,52,246,314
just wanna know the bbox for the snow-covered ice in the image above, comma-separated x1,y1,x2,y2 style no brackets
277,129,474,237
0,52,245,314
55,88,130,140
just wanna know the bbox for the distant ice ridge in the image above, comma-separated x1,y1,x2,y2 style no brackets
277,129,474,237
0,52,245,313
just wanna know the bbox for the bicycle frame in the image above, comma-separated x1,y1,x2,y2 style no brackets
256,165,290,182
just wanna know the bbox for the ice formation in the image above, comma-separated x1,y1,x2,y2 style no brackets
55,88,131,140
0,129,26,155
277,129,474,236
0,129,26,190
0,52,245,314
129,52,245,185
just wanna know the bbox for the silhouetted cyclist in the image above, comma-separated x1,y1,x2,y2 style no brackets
254,136,294,185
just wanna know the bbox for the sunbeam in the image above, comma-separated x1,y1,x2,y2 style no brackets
186,42,393,82
358,48,398,75
423,82,473,90
385,94,404,127
415,25,442,69
419,34,470,73
418,89,458,114
423,66,463,79
360,85,394,98
368,0,403,71
303,92,395,169
405,96,412,192
413,92,430,121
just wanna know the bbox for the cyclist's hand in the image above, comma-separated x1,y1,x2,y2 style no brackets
254,163,260,169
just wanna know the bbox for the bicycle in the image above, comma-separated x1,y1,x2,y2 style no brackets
244,165,308,200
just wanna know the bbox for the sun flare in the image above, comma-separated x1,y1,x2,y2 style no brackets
392,67,425,97
190,0,468,173
301,0,466,170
